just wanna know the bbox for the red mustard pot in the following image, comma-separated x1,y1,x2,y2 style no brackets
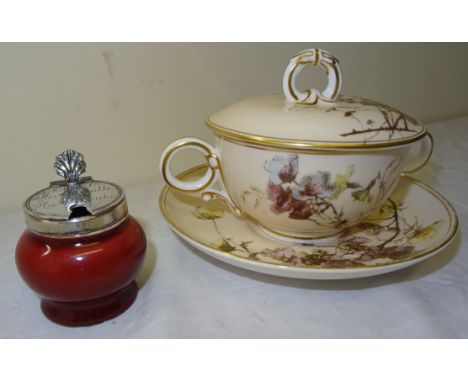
15,149,146,326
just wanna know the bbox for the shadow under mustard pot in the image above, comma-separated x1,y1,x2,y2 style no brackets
160,48,433,243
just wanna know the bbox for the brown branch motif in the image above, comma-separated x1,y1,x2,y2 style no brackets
326,96,418,140
192,200,442,269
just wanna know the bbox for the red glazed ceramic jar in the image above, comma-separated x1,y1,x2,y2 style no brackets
15,150,146,326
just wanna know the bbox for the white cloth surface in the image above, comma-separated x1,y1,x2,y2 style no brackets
1,117,467,339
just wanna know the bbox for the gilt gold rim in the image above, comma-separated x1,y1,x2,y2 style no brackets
159,165,458,272
205,119,428,151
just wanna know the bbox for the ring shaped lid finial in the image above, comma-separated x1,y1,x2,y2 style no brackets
282,48,342,105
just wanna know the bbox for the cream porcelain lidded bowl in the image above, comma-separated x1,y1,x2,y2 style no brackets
160,48,433,243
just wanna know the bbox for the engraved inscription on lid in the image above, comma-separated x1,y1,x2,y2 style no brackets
26,181,123,219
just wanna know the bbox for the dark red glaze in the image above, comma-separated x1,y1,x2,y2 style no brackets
16,216,146,303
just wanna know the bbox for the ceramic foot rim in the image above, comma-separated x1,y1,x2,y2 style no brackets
40,281,138,327
254,222,344,245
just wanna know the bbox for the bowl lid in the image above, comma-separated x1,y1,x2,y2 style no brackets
207,49,426,150
23,149,127,236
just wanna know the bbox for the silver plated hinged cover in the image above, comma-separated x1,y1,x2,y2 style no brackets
23,149,128,236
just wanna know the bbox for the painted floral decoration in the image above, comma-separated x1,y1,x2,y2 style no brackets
263,154,362,226
192,199,442,269
240,154,400,228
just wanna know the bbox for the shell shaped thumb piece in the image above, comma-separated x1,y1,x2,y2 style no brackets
54,149,87,182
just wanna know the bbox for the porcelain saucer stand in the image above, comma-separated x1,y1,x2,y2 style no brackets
160,166,457,280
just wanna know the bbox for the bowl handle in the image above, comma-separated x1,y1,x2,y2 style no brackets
159,137,241,215
402,132,434,174
283,48,342,104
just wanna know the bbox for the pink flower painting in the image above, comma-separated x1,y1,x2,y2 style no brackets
263,154,350,224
